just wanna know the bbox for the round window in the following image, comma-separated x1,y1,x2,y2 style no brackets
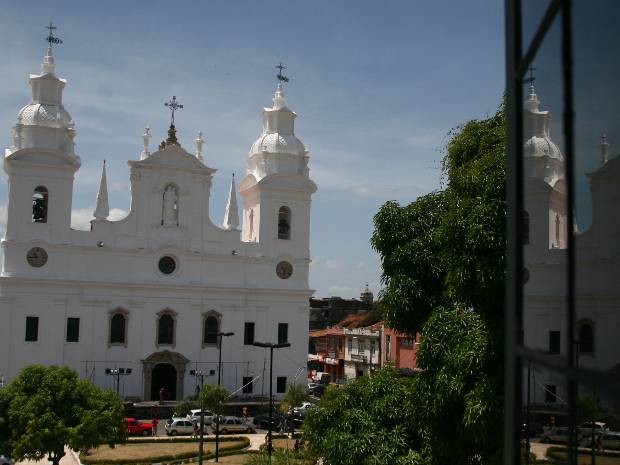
158,256,177,275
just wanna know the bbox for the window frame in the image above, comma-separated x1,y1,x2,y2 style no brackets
276,376,287,394
502,2,617,464
277,206,291,240
25,316,39,342
202,310,222,348
277,322,288,344
156,309,177,347
109,309,129,347
244,322,255,345
66,317,80,343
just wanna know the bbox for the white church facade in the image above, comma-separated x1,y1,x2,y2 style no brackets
522,82,620,410
0,43,316,400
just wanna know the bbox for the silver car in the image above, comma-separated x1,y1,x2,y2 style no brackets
165,418,199,436
187,409,215,426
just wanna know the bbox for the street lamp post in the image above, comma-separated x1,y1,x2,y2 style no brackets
190,369,210,465
214,331,234,463
253,341,291,465
104,367,132,396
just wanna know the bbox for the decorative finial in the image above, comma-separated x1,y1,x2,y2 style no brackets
141,126,151,159
601,133,610,165
164,96,183,125
195,131,204,161
524,65,536,86
276,62,289,83
45,22,62,47
42,22,62,74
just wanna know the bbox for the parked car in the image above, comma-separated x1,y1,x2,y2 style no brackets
124,417,154,436
165,418,202,436
307,382,321,393
187,409,215,426
0,455,14,465
213,416,256,434
293,401,314,415
309,384,327,397
578,422,608,437
599,432,620,450
252,412,286,430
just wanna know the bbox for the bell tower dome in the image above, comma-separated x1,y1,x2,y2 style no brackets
3,25,80,245
239,71,316,264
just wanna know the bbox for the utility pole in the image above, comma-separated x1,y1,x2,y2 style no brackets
214,331,234,462
253,341,291,465
190,369,210,465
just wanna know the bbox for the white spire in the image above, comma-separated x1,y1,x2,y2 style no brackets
600,133,610,165
272,83,287,109
140,126,151,160
195,131,204,161
94,160,110,220
42,46,56,74
222,173,239,230
524,84,540,112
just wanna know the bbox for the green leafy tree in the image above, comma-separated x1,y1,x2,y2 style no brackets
374,105,506,465
304,104,506,465
0,365,125,465
280,383,309,415
303,368,418,465
199,384,229,416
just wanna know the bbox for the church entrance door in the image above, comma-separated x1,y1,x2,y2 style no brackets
151,363,177,401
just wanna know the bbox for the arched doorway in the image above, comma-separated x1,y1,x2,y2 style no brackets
142,350,189,401
151,363,177,401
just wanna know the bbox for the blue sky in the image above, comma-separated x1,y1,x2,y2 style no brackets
0,1,505,299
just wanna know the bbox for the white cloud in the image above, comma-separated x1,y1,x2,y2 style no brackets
71,207,128,230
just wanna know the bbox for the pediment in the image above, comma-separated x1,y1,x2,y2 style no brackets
143,350,190,365
5,148,81,169
130,144,216,174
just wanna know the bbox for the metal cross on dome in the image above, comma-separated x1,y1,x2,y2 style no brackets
45,22,62,47
276,62,289,83
164,96,183,125
525,65,536,86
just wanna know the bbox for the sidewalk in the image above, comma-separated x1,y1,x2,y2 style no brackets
16,447,80,465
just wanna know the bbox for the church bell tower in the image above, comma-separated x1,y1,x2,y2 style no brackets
3,25,80,246
239,73,317,263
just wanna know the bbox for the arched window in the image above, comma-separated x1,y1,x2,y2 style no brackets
522,210,530,245
32,186,48,223
110,313,126,344
158,313,175,345
204,315,219,345
578,322,594,354
278,206,291,240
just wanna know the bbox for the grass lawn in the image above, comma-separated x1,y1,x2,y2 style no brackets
271,438,298,450
84,440,247,462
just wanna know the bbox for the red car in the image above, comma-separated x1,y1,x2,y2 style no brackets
124,418,154,436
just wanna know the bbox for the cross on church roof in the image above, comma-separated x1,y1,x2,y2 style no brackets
45,22,62,47
524,65,536,86
164,96,183,125
276,62,289,83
